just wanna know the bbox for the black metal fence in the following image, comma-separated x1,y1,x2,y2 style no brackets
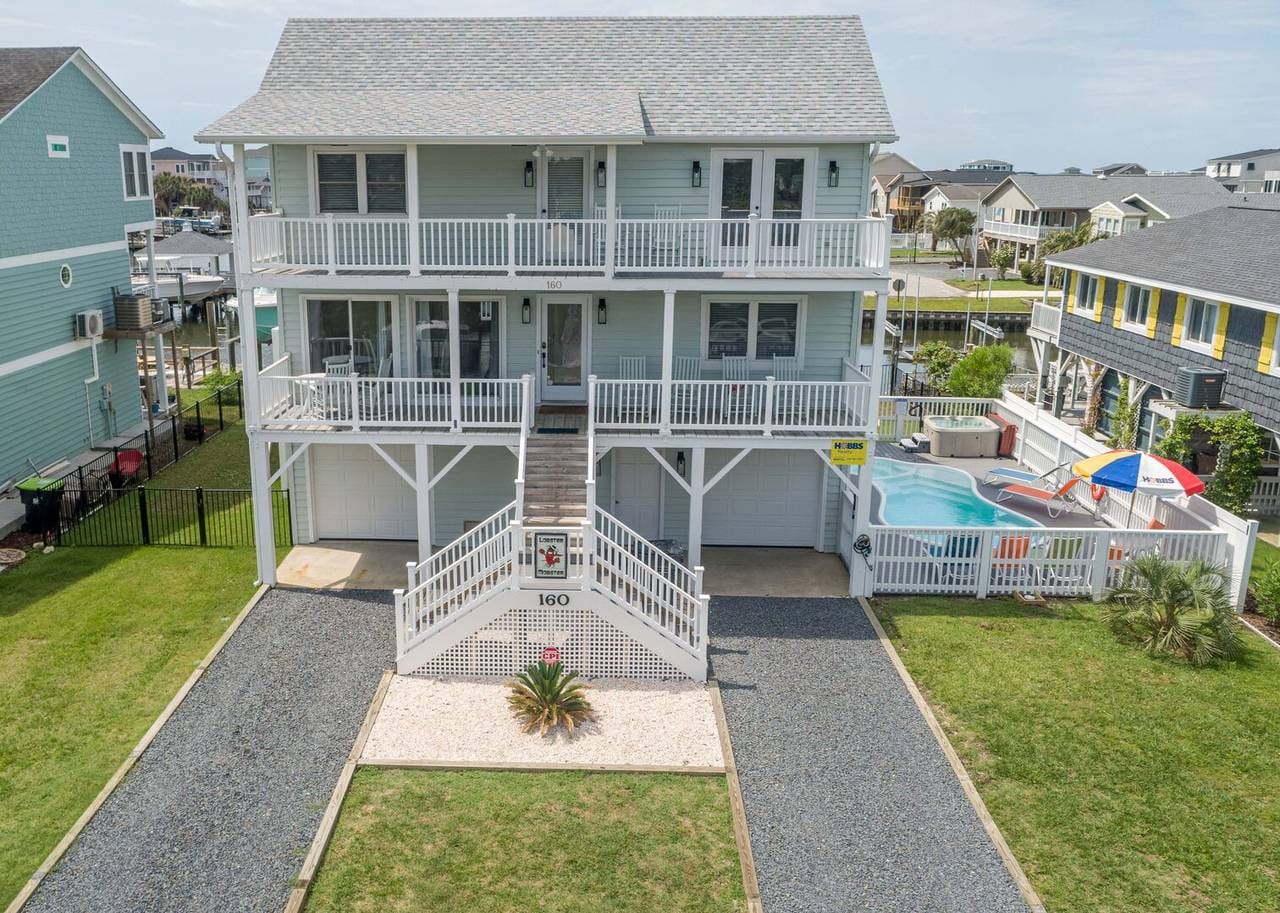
54,486,291,548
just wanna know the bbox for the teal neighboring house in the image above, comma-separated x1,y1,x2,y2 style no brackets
0,47,163,487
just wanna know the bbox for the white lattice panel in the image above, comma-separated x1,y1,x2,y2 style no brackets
406,604,687,680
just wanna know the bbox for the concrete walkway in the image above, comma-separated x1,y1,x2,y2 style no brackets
24,589,393,913
711,597,1027,913
702,547,849,597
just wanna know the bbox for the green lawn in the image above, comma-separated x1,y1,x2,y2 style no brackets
153,419,252,489
0,546,257,906
888,296,1032,314
946,277,1042,292
1251,536,1279,580
305,768,747,913
876,596,1280,913
891,248,953,260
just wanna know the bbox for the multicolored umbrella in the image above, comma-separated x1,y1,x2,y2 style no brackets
1072,450,1205,497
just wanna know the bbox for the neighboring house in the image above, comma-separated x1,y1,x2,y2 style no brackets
957,158,1013,172
145,228,234,290
921,183,985,215
979,173,1234,264
151,145,230,199
1205,147,1280,193
1030,200,1280,458
199,15,896,680
869,150,919,216
0,47,163,487
889,168,1007,229
244,145,272,209
1092,162,1147,176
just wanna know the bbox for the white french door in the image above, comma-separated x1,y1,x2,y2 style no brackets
539,295,589,402
710,148,817,261
711,150,762,257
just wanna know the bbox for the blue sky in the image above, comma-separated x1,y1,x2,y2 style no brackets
3,0,1278,172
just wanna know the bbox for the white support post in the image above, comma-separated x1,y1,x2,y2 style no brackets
510,520,523,590
604,144,617,278
152,330,169,411
145,228,159,296
687,447,706,568
870,290,889,397
974,528,994,598
580,518,593,592
763,376,776,437
659,289,675,435
324,213,337,276
447,288,462,430
1090,533,1111,600
506,213,517,277
415,444,433,563
229,143,260,427
406,143,421,276
746,213,760,278
850,460,875,598
249,438,277,585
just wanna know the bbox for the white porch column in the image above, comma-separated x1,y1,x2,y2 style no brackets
406,143,421,276
229,144,261,421
415,443,433,564
144,229,168,409
250,438,277,585
687,446,706,568
869,291,889,395
659,289,675,434
447,288,462,430
604,144,617,277
850,458,875,598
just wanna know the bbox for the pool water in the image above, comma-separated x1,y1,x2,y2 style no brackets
875,459,1042,528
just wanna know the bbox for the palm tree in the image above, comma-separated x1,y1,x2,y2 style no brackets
932,207,976,265
1030,223,1098,285
1102,555,1242,665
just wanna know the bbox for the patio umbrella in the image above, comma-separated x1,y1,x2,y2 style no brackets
1071,449,1206,524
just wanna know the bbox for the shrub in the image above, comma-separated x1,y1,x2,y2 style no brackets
1251,561,1280,626
913,340,959,389
1103,555,1242,665
988,246,1014,280
946,344,1014,398
1018,260,1037,284
507,661,595,736
1155,412,1264,514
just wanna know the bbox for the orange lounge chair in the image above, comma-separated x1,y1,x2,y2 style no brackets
995,478,1078,519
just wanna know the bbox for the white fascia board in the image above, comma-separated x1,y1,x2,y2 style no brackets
195,133,647,146
1044,259,1279,315
245,273,891,294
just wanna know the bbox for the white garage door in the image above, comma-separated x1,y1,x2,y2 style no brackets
703,450,822,547
312,444,416,540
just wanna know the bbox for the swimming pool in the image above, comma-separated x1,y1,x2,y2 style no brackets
875,459,1042,528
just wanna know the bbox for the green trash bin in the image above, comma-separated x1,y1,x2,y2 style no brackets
17,475,65,536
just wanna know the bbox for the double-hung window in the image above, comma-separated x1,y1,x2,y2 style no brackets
120,144,150,201
1075,274,1098,317
1121,285,1151,332
1182,297,1218,352
314,150,406,214
702,297,804,366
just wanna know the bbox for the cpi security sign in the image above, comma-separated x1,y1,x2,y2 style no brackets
830,438,869,466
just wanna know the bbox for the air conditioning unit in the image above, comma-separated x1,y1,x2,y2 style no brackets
75,309,105,339
1173,366,1226,408
113,294,154,330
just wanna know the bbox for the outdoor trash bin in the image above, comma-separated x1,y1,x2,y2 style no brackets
17,475,64,535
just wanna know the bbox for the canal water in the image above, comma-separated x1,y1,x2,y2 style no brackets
860,312,1035,374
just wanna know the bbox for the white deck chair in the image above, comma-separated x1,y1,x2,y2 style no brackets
618,356,647,379
651,205,683,267
616,356,651,422
719,356,754,424
771,355,802,423
323,356,352,377
721,356,750,381
671,356,702,423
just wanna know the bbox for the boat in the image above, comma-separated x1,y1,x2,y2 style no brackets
131,271,226,304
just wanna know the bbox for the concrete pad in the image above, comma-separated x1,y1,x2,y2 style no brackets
702,547,849,597
277,540,416,590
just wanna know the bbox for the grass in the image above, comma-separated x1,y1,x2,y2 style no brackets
890,248,953,259
305,768,747,913
152,419,252,489
887,296,1032,314
946,277,1042,292
1250,536,1279,580
0,546,257,907
875,596,1280,913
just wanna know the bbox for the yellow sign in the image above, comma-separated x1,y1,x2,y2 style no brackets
830,438,869,466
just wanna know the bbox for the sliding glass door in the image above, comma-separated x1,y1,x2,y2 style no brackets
306,299,394,375
413,299,501,379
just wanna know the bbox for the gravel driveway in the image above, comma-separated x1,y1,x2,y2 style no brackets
710,597,1028,913
25,589,393,913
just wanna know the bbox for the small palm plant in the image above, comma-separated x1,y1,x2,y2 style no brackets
1103,555,1242,666
507,661,595,736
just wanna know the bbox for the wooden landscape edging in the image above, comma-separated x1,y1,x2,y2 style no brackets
709,678,764,913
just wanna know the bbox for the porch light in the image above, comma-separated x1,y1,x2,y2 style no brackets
596,160,607,189
524,161,535,188
691,161,702,188
828,160,840,187
522,297,532,324
597,297,607,325
676,451,687,477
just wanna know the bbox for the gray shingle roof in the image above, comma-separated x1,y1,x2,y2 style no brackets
985,174,1233,218
0,47,76,120
928,183,988,201
153,230,233,256
197,16,896,142
1209,147,1280,162
1047,203,1280,307
151,145,217,162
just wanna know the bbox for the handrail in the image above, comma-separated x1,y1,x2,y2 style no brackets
514,374,532,522
406,500,518,593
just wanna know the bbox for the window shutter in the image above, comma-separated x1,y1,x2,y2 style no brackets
546,157,585,219
1211,303,1230,360
1113,281,1127,328
136,153,149,197
317,153,358,212
707,301,749,359
121,150,136,197
1065,272,1075,314
1258,313,1278,373
755,302,799,359
1092,277,1105,323
1171,294,1187,347
1144,290,1159,339
365,153,406,213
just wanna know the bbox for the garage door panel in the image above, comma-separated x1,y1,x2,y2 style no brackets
703,450,820,547
313,444,416,540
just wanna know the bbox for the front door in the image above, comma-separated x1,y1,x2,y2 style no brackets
712,150,762,258
540,295,588,402
711,149,816,262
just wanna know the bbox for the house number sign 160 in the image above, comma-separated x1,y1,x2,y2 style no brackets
545,279,563,289
538,593,571,606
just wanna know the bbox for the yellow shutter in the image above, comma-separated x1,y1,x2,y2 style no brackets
1258,313,1278,373
1113,281,1128,328
1171,294,1187,347
1211,302,1231,359
1144,289,1159,339
1064,272,1075,313
1092,277,1105,323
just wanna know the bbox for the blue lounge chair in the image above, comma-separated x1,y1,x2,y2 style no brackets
983,466,1049,488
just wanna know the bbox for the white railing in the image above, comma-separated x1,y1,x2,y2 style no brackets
255,375,526,430
873,526,1228,599
1030,300,1062,339
1247,477,1280,516
982,219,1056,242
591,379,664,431
456,378,526,428
257,353,292,416
593,507,708,658
512,520,589,587
248,212,889,276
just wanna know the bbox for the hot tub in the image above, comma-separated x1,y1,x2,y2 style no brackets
924,414,1001,458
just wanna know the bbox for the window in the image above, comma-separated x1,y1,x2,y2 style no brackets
306,298,395,375
701,297,804,365
46,135,69,158
414,298,501,379
120,144,150,200
1075,274,1098,315
314,149,407,214
1182,297,1218,351
1121,285,1151,331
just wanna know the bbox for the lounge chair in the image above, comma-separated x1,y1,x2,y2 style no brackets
989,534,1033,589
995,478,1079,518
983,467,1049,488
923,533,982,584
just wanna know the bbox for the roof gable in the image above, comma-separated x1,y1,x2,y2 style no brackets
0,47,162,138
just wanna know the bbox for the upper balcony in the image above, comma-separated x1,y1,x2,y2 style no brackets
981,219,1057,242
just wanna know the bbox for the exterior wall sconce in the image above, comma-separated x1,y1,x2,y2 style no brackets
597,297,607,325
522,297,532,324
828,160,840,187
596,160,607,189
676,451,687,477
691,161,702,188
524,161,535,188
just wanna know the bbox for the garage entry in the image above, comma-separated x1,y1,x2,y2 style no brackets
312,444,416,540
704,450,822,547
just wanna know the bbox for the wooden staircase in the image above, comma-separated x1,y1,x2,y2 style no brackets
522,433,589,526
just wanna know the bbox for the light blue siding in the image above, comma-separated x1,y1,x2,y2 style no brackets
271,144,309,215
420,145,537,219
615,143,711,217
429,445,516,545
0,62,152,257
